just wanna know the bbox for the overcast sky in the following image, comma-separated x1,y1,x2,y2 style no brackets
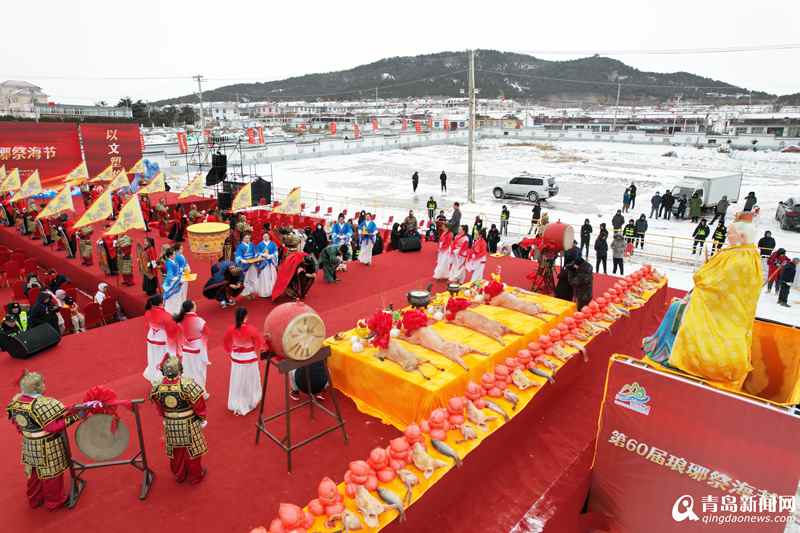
2,1,798,104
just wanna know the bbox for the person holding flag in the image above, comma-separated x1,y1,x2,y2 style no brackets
255,232,279,298
358,213,378,266
117,233,135,286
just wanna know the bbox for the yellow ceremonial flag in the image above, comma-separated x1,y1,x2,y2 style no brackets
73,188,113,229
274,186,302,214
128,158,145,175
231,182,252,212
0,168,21,194
106,170,130,194
105,194,146,236
90,164,116,183
36,185,75,220
138,172,165,194
64,161,89,185
178,172,205,199
11,170,43,202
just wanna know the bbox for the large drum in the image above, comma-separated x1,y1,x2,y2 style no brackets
263,302,326,360
187,222,229,258
542,222,575,252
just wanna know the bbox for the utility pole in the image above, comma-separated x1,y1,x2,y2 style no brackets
467,49,476,203
611,81,621,132
193,74,205,130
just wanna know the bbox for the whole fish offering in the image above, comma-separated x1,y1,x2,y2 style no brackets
483,399,510,422
528,366,555,384
377,487,406,522
431,439,463,467
503,389,519,411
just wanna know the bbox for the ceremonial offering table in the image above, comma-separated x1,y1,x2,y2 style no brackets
326,289,575,430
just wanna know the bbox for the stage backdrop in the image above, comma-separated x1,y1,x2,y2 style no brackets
0,122,82,187
590,355,800,532
80,123,142,178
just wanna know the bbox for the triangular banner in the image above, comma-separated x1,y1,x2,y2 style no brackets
73,188,113,229
128,158,145,175
178,172,205,199
11,170,43,202
231,183,252,212
106,170,130,194
0,165,5,181
90,164,116,183
274,187,302,214
36,185,75,220
138,172,165,195
105,194,146,236
64,161,89,185
0,168,21,194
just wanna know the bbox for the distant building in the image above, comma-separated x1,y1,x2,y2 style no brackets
35,103,133,120
726,114,800,137
0,80,48,118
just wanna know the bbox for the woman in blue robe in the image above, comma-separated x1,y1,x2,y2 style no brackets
255,234,279,298
161,247,184,315
234,232,258,297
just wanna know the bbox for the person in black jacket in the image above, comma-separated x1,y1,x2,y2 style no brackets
711,222,727,255
611,210,625,234
634,214,648,249
29,292,59,331
311,223,328,259
439,170,447,193
660,190,675,220
629,183,637,209
594,224,609,274
650,192,662,219
566,255,594,310
579,219,592,259
676,195,688,219
692,219,710,254
778,258,798,307
487,224,501,254
757,231,776,258
743,191,758,212
411,171,419,193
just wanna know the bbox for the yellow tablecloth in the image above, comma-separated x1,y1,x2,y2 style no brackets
327,291,575,429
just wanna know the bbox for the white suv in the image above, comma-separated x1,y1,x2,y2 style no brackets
493,173,559,202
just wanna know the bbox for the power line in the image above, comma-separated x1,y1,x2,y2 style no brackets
511,43,800,56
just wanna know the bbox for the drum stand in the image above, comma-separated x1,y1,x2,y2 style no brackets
255,346,348,472
67,400,155,508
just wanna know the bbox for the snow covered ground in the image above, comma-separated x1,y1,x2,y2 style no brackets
168,139,800,325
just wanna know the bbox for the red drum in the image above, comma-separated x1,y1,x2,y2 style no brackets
542,222,575,252
263,302,326,360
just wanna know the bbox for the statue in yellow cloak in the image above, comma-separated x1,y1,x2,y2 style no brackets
669,213,762,390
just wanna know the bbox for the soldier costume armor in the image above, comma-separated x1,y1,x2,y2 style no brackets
150,357,207,483
118,234,134,285
6,371,82,509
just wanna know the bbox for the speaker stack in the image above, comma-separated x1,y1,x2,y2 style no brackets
0,324,62,359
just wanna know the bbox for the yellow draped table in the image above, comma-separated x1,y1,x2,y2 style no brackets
326,290,575,430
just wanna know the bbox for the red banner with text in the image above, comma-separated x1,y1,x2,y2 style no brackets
414,120,422,133
329,122,337,135
590,356,800,532
246,128,255,145
176,131,188,154
0,122,82,187
80,123,142,178
371,118,379,132
257,126,265,144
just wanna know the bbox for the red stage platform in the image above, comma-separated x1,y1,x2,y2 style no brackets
0,241,668,533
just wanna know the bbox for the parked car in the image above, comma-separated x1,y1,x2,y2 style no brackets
493,173,559,202
776,198,800,231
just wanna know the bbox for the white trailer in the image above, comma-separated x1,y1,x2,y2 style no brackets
671,173,743,210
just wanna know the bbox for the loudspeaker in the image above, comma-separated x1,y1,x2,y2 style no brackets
251,178,272,206
205,153,228,186
397,236,422,252
0,324,61,359
217,191,232,211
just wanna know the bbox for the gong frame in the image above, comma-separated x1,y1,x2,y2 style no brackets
66,399,155,507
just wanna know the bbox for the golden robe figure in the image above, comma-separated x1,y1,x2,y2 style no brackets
669,214,762,390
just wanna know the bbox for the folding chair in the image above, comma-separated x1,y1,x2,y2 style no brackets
59,307,73,335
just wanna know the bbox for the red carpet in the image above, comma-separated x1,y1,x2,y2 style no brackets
0,240,668,533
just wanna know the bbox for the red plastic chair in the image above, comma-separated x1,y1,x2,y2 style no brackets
325,207,333,216
26,287,40,306
418,220,425,228
300,203,306,213
83,303,103,329
313,205,321,215
12,280,26,302
64,286,78,302
59,307,73,335
23,258,38,275
100,297,118,324
385,215,394,228
11,251,25,263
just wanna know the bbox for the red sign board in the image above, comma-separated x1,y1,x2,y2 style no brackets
329,122,337,135
590,357,800,532
176,131,188,154
246,128,255,145
415,120,422,133
371,118,379,132
0,122,82,187
80,123,142,178
257,126,265,144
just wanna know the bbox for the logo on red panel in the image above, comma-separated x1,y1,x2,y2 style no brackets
614,382,651,415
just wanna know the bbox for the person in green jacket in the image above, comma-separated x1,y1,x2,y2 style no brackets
689,193,703,223
319,244,347,283
426,197,437,221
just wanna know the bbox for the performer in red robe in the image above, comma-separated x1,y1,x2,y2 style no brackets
143,295,181,383
467,230,489,282
175,300,210,390
224,307,264,415
150,356,207,484
6,371,84,509
271,251,315,301
448,226,471,283
99,234,119,275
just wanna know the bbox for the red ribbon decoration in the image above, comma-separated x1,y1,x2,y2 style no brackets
482,279,504,300
446,297,471,321
367,310,393,349
401,309,428,335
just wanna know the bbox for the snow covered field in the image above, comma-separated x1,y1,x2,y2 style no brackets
170,139,800,324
